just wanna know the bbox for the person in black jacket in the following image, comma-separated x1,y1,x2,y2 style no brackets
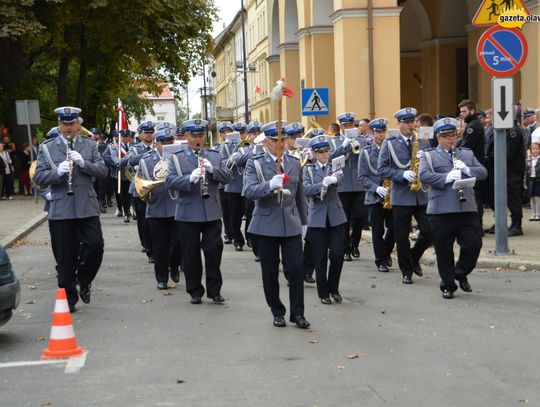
457,99,485,226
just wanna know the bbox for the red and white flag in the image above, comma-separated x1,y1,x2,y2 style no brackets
254,85,261,94
116,99,129,133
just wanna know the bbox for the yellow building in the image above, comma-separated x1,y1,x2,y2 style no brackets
211,0,540,130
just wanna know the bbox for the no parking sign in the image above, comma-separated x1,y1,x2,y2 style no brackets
476,26,528,77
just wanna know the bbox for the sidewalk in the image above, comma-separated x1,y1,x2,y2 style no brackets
1,197,539,269
0,195,47,248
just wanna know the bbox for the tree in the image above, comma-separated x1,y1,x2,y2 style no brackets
0,0,217,144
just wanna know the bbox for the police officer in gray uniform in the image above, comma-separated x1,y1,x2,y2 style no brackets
243,120,310,329
34,107,107,312
419,117,487,298
127,121,156,261
224,121,248,251
377,107,431,284
166,119,233,304
140,127,182,290
330,112,369,261
358,118,395,272
303,135,346,304
215,121,235,243
103,129,133,222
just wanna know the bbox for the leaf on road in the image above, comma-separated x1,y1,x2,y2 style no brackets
336,365,346,370
475,289,483,292
141,299,153,304
28,285,37,289
489,325,496,329
346,354,359,359
309,340,319,344
163,292,173,296
380,310,385,314
26,300,36,305
176,379,185,384
371,284,376,288
517,265,527,272
40,402,53,406
36,337,47,342
519,400,528,404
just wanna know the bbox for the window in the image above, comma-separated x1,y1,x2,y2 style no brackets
157,115,165,121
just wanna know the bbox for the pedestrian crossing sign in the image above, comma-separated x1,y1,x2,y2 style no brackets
302,88,329,116
472,0,530,27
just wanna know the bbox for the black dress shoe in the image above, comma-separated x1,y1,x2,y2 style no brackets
190,296,202,304
402,275,413,284
141,248,147,253
79,285,91,304
344,253,352,262
170,269,180,283
331,293,343,303
458,279,472,292
234,244,243,252
273,316,286,327
223,237,233,244
254,255,260,262
413,262,423,277
508,226,523,236
304,275,316,284
320,297,332,305
352,247,360,258
289,315,310,329
442,289,454,299
378,264,389,272
69,303,77,313
211,295,225,303
386,256,393,267
124,215,130,223
157,282,168,290
148,256,155,264
246,239,253,248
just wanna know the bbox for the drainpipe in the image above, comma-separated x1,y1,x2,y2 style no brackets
368,0,375,119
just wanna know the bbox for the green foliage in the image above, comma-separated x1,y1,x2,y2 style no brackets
0,0,217,135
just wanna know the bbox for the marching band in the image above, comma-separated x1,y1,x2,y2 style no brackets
33,102,491,325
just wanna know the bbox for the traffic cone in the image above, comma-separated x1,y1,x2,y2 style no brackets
41,288,84,359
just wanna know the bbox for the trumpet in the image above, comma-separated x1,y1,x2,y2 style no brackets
66,135,75,196
133,158,168,201
196,143,210,199
227,138,251,170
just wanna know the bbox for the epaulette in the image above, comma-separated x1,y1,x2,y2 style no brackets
386,134,398,140
42,138,55,145
364,144,377,150
141,150,155,159
206,148,220,154
456,146,471,151
424,147,436,152
253,153,265,160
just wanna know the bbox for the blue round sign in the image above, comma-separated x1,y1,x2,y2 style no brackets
477,27,528,77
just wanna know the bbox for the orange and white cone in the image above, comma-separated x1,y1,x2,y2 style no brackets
41,288,84,359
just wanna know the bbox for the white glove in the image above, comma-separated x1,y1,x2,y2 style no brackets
68,150,84,167
322,176,338,187
453,159,471,176
305,150,313,161
416,150,424,159
342,138,352,148
376,186,388,198
57,160,71,176
403,170,416,182
269,174,285,191
45,191,52,201
445,169,462,184
189,167,202,183
202,158,213,174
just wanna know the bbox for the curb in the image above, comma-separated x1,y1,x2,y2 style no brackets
0,212,48,249
361,231,540,272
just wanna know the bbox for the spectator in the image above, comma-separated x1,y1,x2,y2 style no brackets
0,142,14,199
0,148,5,195
18,143,32,195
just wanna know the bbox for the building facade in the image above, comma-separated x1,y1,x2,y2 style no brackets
210,0,540,129
129,86,177,131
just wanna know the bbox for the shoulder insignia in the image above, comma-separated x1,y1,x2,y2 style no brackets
466,127,474,135
456,146,471,151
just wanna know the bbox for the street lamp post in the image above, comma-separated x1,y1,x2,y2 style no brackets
241,0,249,123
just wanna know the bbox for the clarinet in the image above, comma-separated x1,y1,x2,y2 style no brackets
451,147,466,202
196,143,210,199
66,135,75,196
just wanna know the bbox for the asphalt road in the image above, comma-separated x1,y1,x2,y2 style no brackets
1,212,539,407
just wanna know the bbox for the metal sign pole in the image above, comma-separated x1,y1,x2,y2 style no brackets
493,127,510,255
23,100,38,200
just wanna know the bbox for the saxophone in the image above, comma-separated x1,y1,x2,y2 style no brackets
408,134,422,191
382,178,392,209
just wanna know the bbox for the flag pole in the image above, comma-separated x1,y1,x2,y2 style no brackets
117,99,122,194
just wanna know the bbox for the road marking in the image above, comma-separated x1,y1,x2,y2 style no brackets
0,351,87,374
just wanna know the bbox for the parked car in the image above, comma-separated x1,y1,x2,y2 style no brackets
0,245,21,327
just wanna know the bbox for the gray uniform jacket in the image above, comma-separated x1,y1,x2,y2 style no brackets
419,147,487,214
358,144,384,205
220,141,243,194
377,134,429,206
102,142,132,181
233,144,259,197
243,153,307,237
139,150,176,218
34,135,107,220
303,163,346,228
127,142,154,196
166,148,233,222
330,134,368,192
